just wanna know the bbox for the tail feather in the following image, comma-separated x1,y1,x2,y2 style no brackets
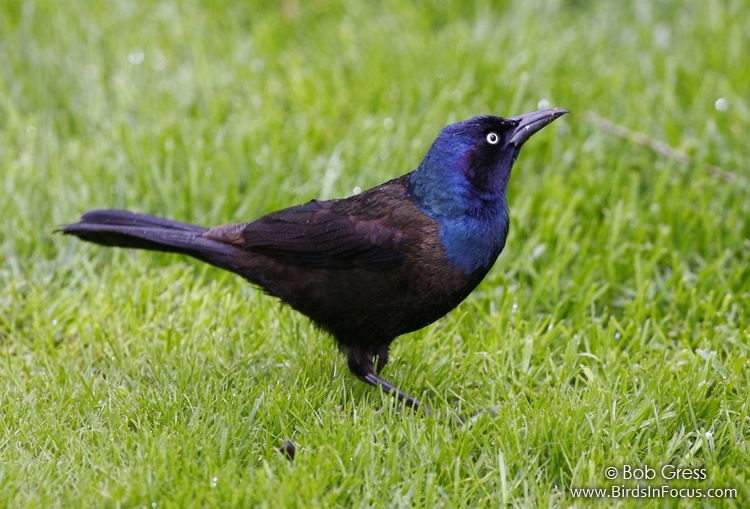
71,209,205,232
61,209,245,269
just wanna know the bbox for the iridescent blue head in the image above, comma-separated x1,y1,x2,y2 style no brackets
408,108,567,275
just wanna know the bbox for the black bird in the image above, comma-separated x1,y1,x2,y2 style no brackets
62,109,566,411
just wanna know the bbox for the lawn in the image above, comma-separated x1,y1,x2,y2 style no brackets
1,0,748,507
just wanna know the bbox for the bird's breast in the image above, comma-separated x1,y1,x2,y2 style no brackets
435,209,509,277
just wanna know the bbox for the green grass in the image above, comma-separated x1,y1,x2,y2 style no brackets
2,0,749,506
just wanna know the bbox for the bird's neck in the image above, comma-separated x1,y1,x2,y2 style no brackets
408,164,510,276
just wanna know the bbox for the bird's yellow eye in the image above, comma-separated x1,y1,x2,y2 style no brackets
486,132,499,144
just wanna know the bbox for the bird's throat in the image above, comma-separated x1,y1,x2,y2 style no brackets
435,201,509,276
408,166,510,276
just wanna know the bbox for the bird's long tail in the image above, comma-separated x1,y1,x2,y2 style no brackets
61,209,245,270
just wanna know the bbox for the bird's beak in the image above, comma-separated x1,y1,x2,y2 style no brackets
508,108,567,147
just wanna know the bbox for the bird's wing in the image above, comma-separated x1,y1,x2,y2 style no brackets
203,182,415,270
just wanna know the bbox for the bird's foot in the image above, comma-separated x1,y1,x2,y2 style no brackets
359,371,432,416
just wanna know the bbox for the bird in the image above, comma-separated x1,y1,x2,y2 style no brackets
62,108,567,412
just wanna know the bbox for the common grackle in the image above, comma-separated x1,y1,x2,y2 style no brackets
62,108,566,412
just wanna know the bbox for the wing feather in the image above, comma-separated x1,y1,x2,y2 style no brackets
203,179,415,270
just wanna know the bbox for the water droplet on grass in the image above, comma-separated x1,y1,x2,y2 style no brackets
537,99,550,110
210,477,218,487
250,58,265,73
129,47,145,65
653,24,671,47
714,98,729,111
151,50,166,71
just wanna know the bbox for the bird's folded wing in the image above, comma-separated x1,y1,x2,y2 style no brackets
203,200,408,270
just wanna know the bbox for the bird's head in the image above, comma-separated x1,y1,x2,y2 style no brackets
409,109,567,217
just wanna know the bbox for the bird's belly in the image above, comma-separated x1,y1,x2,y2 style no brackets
252,257,482,345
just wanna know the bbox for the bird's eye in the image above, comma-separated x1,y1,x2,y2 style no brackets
486,132,499,145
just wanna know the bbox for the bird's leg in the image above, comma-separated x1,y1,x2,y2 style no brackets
346,345,430,414
359,371,430,414
374,344,390,374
